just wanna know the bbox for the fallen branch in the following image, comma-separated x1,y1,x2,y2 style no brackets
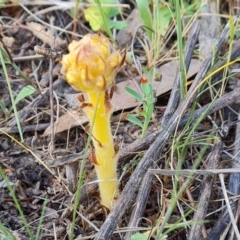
124,20,201,240
94,20,234,240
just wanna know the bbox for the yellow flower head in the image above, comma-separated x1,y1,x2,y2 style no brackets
61,33,123,92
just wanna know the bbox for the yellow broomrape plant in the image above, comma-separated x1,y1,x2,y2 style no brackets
61,33,124,210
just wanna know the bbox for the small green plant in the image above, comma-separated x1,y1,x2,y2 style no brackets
0,166,34,240
126,77,155,138
84,0,127,38
0,45,36,141
0,45,36,142
0,221,16,240
127,0,201,135
126,0,169,136
0,83,36,118
0,165,48,240
136,0,173,43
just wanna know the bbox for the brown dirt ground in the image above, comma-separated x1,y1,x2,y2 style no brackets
0,1,239,240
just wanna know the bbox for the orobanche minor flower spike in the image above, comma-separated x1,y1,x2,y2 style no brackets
61,33,124,210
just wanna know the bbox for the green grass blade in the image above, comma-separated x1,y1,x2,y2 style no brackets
0,221,16,240
0,100,6,116
0,166,34,240
70,115,95,239
35,197,48,239
95,0,113,39
174,0,187,98
0,46,24,142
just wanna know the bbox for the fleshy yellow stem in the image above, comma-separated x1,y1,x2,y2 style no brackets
84,91,118,209
61,33,124,210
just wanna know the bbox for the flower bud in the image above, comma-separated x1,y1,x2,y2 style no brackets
61,33,123,93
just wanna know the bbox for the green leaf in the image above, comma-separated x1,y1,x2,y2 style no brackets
125,87,142,101
126,114,143,128
107,6,120,17
130,233,148,240
84,7,103,31
141,81,152,97
107,19,127,30
14,85,36,105
84,0,123,32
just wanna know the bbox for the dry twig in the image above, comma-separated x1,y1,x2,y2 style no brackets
188,141,222,240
